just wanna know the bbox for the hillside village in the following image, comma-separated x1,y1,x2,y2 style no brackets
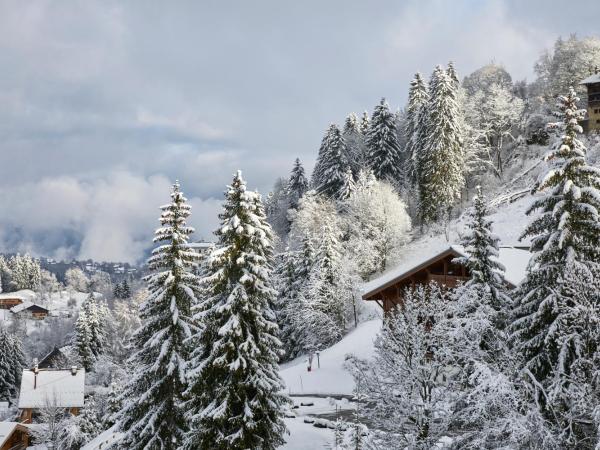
1,12,600,450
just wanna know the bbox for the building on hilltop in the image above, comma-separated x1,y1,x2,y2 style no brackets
581,68,600,133
10,301,49,320
18,365,85,424
362,245,530,314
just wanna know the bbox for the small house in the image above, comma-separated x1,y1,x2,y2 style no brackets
0,422,29,450
10,302,49,320
18,366,85,424
581,68,600,134
0,290,37,310
362,245,530,314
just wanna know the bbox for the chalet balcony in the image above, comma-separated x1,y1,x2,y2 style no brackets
427,273,469,288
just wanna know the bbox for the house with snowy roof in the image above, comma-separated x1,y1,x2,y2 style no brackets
0,422,29,450
0,290,36,310
362,245,530,314
18,366,85,423
581,68,600,133
10,301,49,320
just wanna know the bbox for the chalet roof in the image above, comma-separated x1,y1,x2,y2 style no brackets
0,422,27,448
362,245,530,299
581,73,600,85
18,368,85,409
10,301,49,314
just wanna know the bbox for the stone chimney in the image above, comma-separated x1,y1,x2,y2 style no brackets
70,366,78,376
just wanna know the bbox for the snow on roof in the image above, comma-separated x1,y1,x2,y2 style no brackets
581,73,600,85
18,368,85,409
0,289,37,301
10,301,48,313
362,245,531,298
0,422,20,447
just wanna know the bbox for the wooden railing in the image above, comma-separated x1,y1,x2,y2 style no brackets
428,274,469,288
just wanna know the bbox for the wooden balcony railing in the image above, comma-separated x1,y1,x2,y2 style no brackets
428,274,469,288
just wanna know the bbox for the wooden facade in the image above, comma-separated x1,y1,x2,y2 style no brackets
363,248,470,314
0,298,23,310
12,304,48,320
582,71,600,134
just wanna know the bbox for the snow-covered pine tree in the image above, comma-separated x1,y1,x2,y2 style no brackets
343,113,363,175
419,65,465,224
312,124,350,198
404,73,429,186
0,327,16,401
447,60,460,86
366,98,404,186
116,181,200,450
8,332,24,399
104,382,123,428
510,88,600,441
454,185,510,312
273,249,302,361
338,167,356,201
359,111,370,136
74,310,95,371
81,293,105,357
288,158,309,210
184,171,289,450
121,279,131,299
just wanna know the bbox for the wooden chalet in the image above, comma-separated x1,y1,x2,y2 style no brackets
581,69,600,134
18,366,85,424
10,302,49,320
0,422,29,450
362,245,530,314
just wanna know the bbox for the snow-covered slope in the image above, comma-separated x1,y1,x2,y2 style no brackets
280,319,381,396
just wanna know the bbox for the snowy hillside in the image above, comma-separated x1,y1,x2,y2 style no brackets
281,319,381,396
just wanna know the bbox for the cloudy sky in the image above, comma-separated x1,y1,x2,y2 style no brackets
0,0,598,263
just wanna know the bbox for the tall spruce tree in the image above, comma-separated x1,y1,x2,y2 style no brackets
343,113,363,175
0,327,22,401
454,186,510,312
288,158,309,210
366,98,404,186
184,171,289,450
74,311,95,371
81,293,104,357
509,88,600,431
359,111,370,136
116,181,200,450
419,65,465,224
404,73,429,186
312,124,349,198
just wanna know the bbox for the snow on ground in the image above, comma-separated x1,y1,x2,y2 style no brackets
282,417,333,450
280,319,381,396
81,426,123,450
290,396,355,416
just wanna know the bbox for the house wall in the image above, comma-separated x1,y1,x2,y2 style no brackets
587,83,600,133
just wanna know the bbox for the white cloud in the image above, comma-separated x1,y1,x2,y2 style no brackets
0,171,221,263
